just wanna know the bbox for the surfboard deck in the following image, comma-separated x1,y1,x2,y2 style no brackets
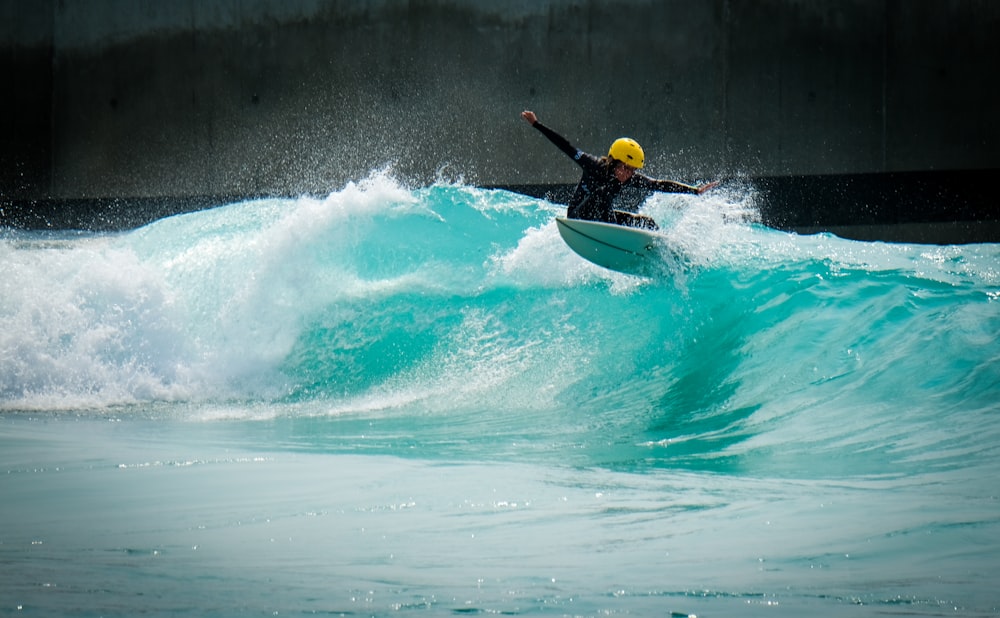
555,217,662,275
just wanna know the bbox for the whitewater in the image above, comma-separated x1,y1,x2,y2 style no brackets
2,174,999,617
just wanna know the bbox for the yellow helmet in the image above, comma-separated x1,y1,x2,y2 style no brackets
608,137,644,169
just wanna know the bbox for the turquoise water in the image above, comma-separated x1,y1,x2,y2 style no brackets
2,175,999,616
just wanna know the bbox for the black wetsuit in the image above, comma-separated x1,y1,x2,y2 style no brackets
531,121,699,229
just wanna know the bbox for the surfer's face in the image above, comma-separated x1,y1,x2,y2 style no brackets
613,161,636,183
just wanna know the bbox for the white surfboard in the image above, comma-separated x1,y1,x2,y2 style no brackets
555,217,662,275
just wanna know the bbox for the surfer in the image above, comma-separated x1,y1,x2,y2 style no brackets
520,110,718,230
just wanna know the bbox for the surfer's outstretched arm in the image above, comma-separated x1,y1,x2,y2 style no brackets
641,177,721,195
520,110,580,160
695,180,721,194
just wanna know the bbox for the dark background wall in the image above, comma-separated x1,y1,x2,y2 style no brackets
1,0,998,239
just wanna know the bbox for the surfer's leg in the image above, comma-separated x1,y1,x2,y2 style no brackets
613,210,659,231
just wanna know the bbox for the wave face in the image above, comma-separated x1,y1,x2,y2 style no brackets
2,175,999,475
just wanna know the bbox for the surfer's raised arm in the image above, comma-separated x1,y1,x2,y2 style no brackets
521,110,579,160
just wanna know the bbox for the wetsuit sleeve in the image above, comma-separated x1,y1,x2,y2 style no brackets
634,174,700,195
531,121,583,162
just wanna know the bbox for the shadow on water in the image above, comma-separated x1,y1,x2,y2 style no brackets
558,269,767,474
280,295,464,401
620,320,761,472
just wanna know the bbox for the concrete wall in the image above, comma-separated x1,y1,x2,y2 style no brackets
1,1,53,196
2,0,999,200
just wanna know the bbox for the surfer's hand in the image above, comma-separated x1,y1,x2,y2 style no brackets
697,180,721,195
521,110,537,125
